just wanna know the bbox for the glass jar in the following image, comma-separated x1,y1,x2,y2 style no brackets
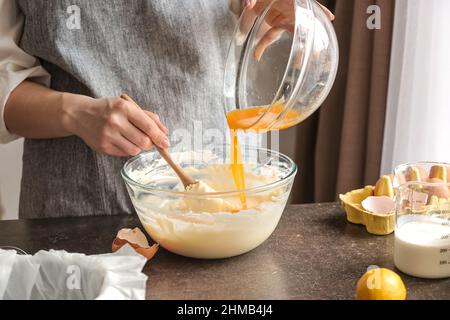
394,162,450,279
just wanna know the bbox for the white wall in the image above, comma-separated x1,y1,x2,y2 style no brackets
0,140,23,220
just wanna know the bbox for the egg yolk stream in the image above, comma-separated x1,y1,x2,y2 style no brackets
227,103,300,209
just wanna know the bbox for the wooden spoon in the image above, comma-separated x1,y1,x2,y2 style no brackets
121,94,198,189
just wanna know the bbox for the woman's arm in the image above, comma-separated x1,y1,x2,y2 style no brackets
0,0,51,143
4,81,170,157
1,0,169,156
4,81,70,139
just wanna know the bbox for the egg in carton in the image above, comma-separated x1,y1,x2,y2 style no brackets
339,176,395,236
340,165,450,236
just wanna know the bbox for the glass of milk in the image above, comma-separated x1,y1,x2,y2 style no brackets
394,162,450,279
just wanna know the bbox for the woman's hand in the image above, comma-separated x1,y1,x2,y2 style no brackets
5,81,169,157
63,96,170,157
243,0,335,20
241,0,335,60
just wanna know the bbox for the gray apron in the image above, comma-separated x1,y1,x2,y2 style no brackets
16,0,235,219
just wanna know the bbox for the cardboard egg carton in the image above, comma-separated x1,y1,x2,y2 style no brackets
340,164,450,236
340,185,395,236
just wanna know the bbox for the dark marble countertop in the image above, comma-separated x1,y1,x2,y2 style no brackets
0,203,449,300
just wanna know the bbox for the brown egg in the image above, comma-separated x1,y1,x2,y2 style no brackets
425,178,450,200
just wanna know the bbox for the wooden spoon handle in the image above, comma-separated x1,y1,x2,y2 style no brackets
156,147,197,188
120,94,197,189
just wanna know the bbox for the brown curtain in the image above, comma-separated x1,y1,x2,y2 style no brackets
280,0,396,203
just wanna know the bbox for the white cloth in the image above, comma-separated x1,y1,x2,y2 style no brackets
0,245,148,300
0,0,51,143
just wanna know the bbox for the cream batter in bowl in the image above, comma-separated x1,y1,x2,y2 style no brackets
121,145,297,259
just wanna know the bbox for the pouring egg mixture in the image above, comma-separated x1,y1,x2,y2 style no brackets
179,102,301,213
227,103,300,210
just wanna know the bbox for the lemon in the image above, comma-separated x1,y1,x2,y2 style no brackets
356,268,407,300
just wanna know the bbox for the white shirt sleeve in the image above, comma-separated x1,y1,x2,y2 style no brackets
0,0,51,143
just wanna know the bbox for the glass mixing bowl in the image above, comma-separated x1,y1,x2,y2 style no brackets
224,0,339,130
121,145,297,259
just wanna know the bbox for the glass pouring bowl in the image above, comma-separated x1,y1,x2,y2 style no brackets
121,145,297,259
224,0,339,130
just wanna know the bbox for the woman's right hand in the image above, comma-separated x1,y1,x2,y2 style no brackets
63,95,170,157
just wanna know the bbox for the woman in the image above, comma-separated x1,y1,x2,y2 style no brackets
0,0,333,219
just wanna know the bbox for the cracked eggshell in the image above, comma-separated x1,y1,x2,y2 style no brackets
339,186,394,235
112,227,159,260
361,196,395,215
